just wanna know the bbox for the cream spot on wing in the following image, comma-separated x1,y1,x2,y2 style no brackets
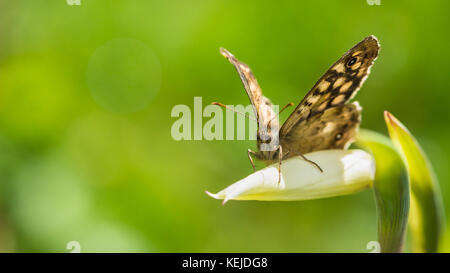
317,101,328,112
320,92,331,102
339,81,353,93
317,81,330,92
332,77,346,89
333,63,346,73
321,93,331,101
307,95,320,105
357,68,366,77
352,51,362,57
322,122,336,134
331,94,346,105
249,81,257,91
302,107,311,117
351,62,362,70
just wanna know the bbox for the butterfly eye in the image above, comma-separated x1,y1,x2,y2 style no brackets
257,134,272,144
262,136,272,144
347,57,357,67
335,133,343,140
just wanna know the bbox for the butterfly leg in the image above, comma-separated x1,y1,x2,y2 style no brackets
291,150,323,173
277,145,283,184
247,149,257,172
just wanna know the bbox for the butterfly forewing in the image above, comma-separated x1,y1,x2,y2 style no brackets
220,48,279,155
280,35,380,139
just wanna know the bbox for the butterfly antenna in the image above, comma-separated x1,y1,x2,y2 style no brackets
269,102,295,125
211,102,256,121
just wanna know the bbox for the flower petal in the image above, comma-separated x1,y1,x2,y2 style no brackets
206,149,375,204
384,111,444,253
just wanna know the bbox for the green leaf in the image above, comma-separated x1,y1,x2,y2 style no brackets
384,111,445,253
357,129,409,253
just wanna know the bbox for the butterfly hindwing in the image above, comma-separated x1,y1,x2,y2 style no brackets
280,102,362,155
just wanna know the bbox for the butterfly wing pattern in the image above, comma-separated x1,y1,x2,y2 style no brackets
280,35,380,155
281,102,362,155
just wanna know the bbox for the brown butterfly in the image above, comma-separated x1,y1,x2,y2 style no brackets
214,36,380,180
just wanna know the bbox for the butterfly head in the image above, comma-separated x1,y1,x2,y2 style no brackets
257,125,280,156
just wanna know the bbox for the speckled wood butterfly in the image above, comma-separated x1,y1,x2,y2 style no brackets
215,36,380,180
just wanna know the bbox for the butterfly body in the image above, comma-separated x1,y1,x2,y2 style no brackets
254,100,280,162
219,36,380,174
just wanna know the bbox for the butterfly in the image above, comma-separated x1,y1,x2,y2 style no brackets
215,36,380,181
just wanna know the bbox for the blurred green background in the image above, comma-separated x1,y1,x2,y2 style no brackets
0,0,449,252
